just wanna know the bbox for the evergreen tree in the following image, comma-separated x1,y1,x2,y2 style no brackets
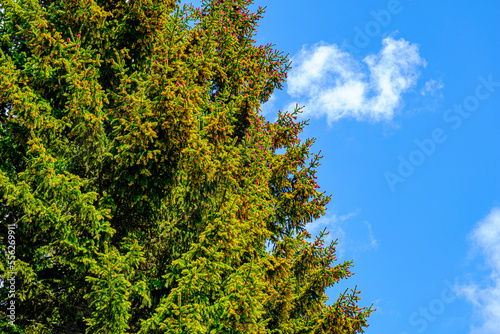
0,0,375,332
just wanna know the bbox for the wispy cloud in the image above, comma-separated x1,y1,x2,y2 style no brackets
305,210,360,258
456,207,500,334
363,221,378,251
302,208,380,260
420,79,444,96
263,209,377,259
285,36,427,125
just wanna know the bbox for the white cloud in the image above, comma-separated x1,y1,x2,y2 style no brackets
286,36,426,125
456,207,500,334
421,79,444,96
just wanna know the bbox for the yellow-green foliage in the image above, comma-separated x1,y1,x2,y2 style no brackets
0,0,374,332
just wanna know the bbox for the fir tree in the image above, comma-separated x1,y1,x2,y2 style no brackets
0,0,375,332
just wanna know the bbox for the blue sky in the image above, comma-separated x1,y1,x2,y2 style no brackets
181,0,500,333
